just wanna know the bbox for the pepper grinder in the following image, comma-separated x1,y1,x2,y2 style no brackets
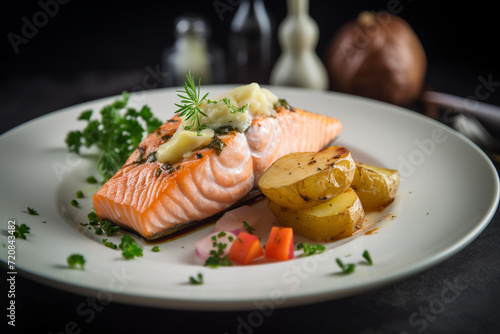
269,0,328,90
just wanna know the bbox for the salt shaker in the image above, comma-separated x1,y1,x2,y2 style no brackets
163,16,225,86
270,0,328,90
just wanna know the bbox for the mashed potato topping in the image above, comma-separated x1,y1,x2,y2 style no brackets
157,83,278,163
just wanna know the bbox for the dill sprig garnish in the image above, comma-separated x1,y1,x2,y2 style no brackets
174,72,248,134
175,72,209,134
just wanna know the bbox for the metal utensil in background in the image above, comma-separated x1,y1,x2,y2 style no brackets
421,91,500,165
422,91,500,130
452,113,500,164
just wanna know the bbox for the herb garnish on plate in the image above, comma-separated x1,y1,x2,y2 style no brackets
66,91,162,181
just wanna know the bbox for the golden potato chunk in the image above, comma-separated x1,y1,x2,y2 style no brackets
268,188,365,242
351,162,400,211
258,146,356,210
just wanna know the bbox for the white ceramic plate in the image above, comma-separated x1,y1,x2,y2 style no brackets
1,86,498,310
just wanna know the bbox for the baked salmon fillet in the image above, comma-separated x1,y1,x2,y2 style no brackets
93,84,342,239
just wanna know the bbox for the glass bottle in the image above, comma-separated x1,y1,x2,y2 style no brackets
228,0,273,84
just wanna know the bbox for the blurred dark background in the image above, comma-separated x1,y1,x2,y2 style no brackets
1,0,500,134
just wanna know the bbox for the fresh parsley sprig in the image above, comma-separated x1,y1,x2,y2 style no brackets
66,91,162,181
175,73,209,134
119,234,143,259
13,224,30,240
27,207,39,215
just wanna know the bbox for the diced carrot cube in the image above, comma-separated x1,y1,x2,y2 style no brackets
228,232,264,265
265,226,294,261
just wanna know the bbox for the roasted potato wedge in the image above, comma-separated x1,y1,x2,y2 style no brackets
351,162,400,211
268,187,365,242
258,146,356,210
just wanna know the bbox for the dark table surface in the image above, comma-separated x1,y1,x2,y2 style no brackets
1,1,500,333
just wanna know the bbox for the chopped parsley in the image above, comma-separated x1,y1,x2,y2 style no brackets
204,138,225,155
146,151,157,163
75,190,84,198
86,176,98,184
119,234,143,259
67,254,86,270
204,234,233,268
27,207,39,215
243,221,255,235
66,91,162,181
362,250,373,265
70,199,79,207
83,212,120,236
213,125,237,136
102,238,118,249
99,220,120,236
274,98,295,112
13,224,30,240
336,258,356,274
220,97,248,114
189,273,204,285
152,246,161,252
296,243,325,256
